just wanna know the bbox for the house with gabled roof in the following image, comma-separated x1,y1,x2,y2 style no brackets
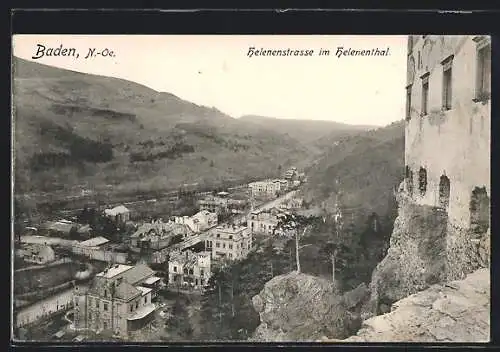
104,205,131,225
73,263,163,337
167,250,211,291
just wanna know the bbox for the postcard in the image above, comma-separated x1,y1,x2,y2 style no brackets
11,34,490,343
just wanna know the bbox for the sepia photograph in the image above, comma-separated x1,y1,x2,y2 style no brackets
11,34,490,343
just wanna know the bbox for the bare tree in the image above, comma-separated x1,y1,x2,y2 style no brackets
275,212,314,273
322,241,338,287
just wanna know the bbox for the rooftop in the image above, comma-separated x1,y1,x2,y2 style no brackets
169,250,210,268
127,303,156,321
79,236,109,247
44,221,75,233
96,264,133,279
114,281,141,301
131,221,185,239
136,286,153,296
120,263,155,285
196,210,214,217
104,205,130,216
143,276,161,285
77,224,92,233
215,224,248,233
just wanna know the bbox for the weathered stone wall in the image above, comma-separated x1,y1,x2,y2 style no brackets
369,195,448,314
369,188,490,314
446,223,490,281
405,35,490,230
320,268,490,343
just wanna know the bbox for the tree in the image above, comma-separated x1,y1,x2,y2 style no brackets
322,240,338,287
274,212,315,273
69,225,79,240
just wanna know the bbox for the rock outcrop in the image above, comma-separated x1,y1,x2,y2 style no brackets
251,271,369,342
369,191,490,315
369,194,448,314
320,268,490,342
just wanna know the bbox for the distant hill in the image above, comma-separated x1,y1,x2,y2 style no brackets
13,57,315,198
239,115,375,152
303,120,405,222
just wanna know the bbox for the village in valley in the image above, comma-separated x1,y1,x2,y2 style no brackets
13,166,311,341
12,33,491,344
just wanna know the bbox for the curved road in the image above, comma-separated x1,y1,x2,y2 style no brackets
15,283,89,329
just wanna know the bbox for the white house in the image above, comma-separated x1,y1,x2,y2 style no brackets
174,210,217,233
168,250,211,290
104,205,131,225
205,224,253,261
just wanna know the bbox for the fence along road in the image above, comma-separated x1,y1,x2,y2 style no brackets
15,283,89,328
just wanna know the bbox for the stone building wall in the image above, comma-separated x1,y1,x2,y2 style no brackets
404,35,490,230
404,35,490,281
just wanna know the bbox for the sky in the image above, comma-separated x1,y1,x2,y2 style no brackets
12,35,407,126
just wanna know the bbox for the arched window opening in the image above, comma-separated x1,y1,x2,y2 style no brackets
418,167,427,196
470,186,490,236
405,166,414,196
438,175,451,209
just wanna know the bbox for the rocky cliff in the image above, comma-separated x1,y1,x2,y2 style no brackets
369,189,490,315
320,268,490,342
250,271,369,342
250,187,490,343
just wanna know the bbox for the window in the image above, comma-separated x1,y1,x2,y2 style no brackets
470,187,490,236
442,56,453,110
96,300,99,309
130,304,134,313
229,244,233,249
439,175,451,209
174,266,177,272
476,41,491,100
222,243,226,249
144,296,147,304
421,73,429,116
104,302,108,311
136,301,139,309
200,269,204,276
229,235,233,240
229,253,233,258
217,234,220,238
189,269,194,275
418,167,427,196
103,322,108,330
104,289,107,297
216,242,220,248
406,85,412,120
